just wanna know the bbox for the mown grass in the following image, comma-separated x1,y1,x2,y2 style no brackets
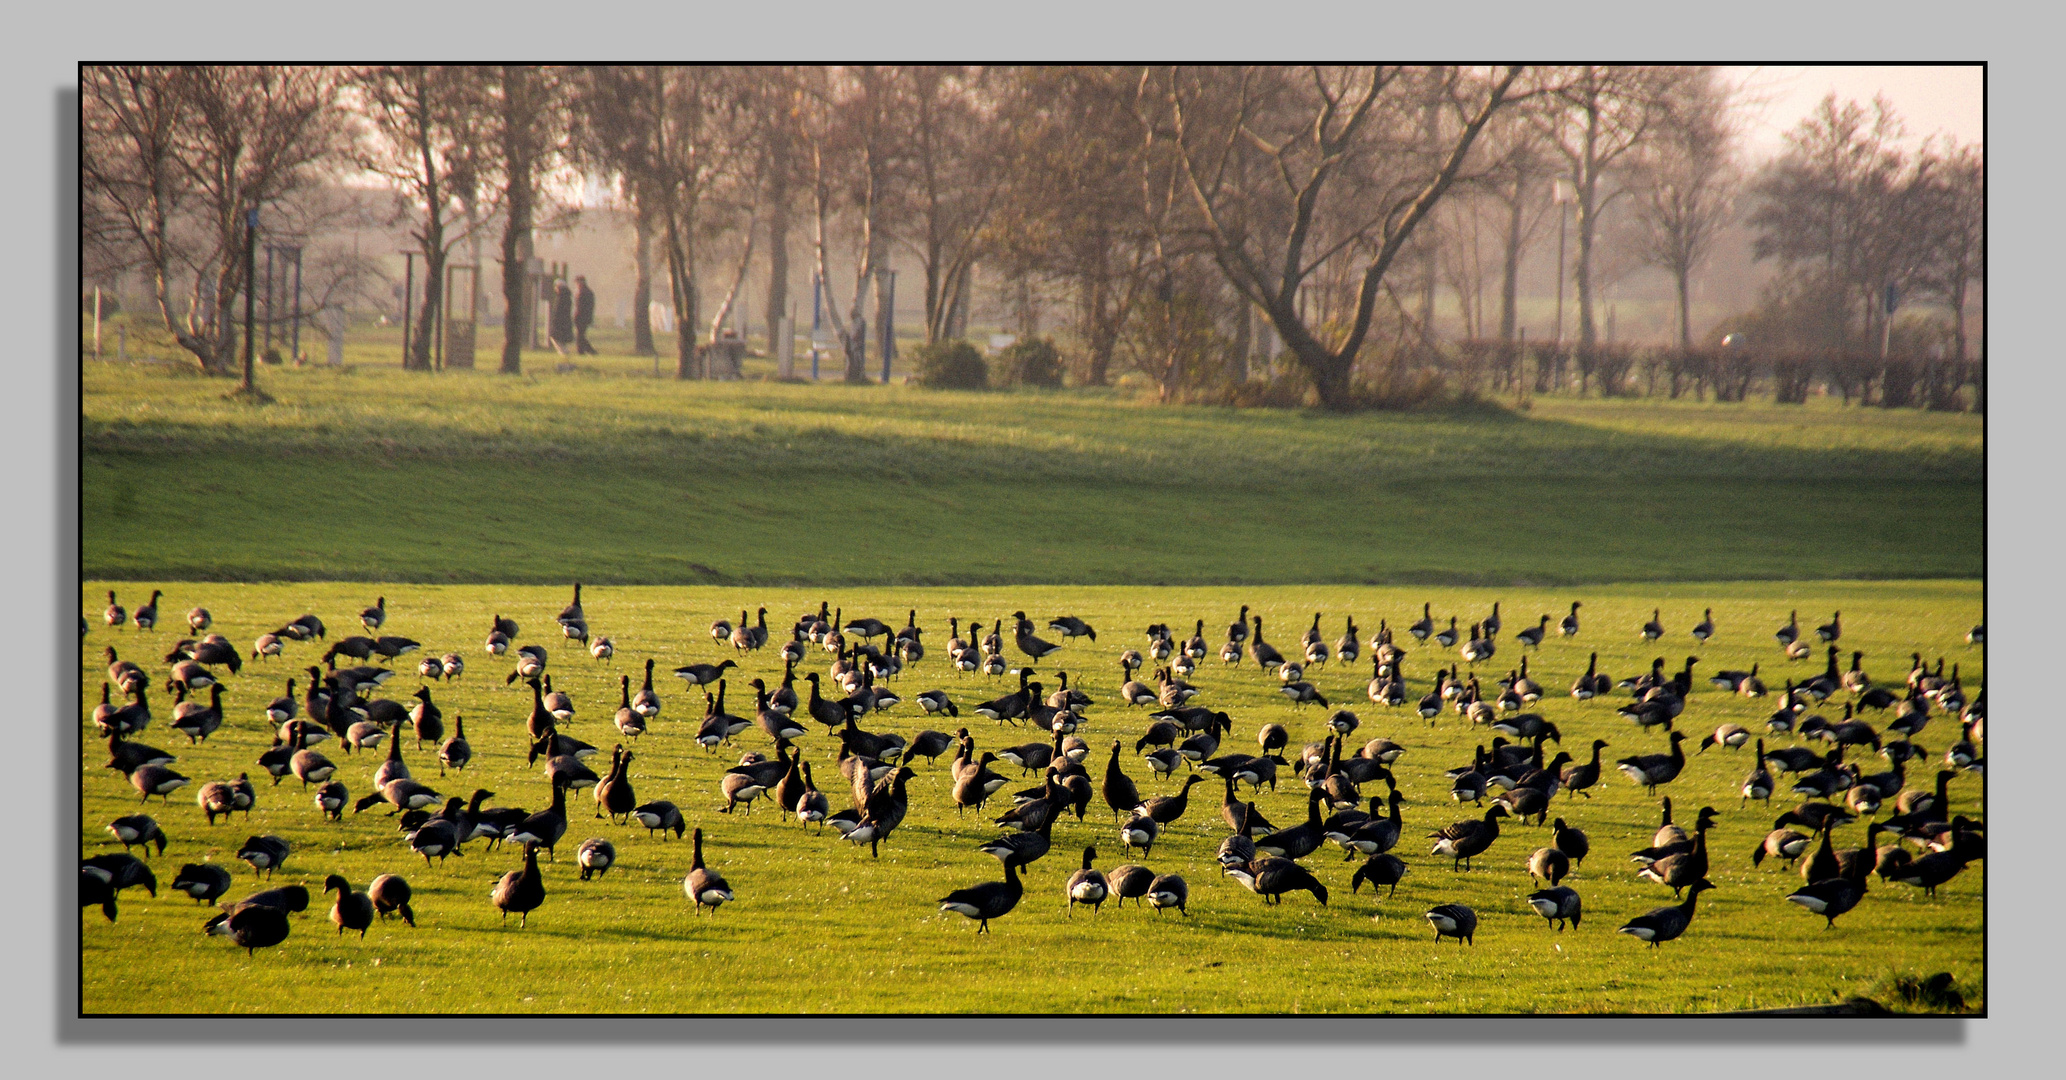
79,580,1983,1015
79,359,1982,586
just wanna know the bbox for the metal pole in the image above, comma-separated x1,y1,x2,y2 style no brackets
241,208,258,391
93,287,102,359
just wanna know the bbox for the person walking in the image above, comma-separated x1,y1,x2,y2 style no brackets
549,279,575,356
574,276,597,355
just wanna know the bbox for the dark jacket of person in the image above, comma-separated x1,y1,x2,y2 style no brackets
574,282,595,330
550,283,575,343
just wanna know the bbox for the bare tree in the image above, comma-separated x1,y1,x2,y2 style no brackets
1145,65,1524,408
804,67,905,384
1747,94,1935,356
353,65,496,371
82,65,347,384
479,65,570,375
1627,67,1740,350
887,66,1007,345
1529,65,1684,350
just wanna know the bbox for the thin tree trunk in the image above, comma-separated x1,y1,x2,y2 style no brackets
1675,268,1691,352
764,154,789,356
1499,174,1523,342
632,201,655,356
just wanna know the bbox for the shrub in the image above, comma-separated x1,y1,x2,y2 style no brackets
910,339,988,390
995,337,1064,388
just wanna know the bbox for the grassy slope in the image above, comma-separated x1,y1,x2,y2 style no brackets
80,359,1982,586
80,581,1983,1014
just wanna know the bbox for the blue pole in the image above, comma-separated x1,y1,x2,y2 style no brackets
810,271,822,380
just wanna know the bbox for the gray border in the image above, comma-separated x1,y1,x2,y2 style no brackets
20,3,2054,1076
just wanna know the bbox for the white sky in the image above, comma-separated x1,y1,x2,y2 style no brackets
1727,65,1984,159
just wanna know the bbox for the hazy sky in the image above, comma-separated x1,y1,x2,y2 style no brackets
1728,64,1984,158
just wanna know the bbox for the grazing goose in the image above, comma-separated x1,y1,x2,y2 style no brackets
1424,903,1478,945
183,605,211,634
314,780,348,821
1526,885,1583,931
1226,856,1329,906
210,902,292,956
1344,852,1406,898
589,636,614,663
1752,827,1812,869
916,690,958,721
1118,813,1160,856
631,798,687,839
1618,879,1715,947
106,814,167,856
672,659,737,688
939,859,1024,933
500,645,548,685
235,835,292,879
130,763,190,803
1048,615,1097,643
491,842,547,928
1616,731,1689,794
1640,609,1665,642
684,828,733,914
367,874,414,926
1528,845,1571,888
170,862,234,905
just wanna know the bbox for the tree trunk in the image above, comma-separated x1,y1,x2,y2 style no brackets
499,155,531,375
409,245,444,371
1228,293,1251,385
632,202,655,356
1499,175,1523,343
1674,268,1692,352
664,216,699,380
763,134,790,356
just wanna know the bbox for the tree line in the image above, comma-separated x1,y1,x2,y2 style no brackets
81,65,1981,410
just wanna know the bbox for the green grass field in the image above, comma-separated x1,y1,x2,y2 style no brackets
80,353,1981,587
79,581,1983,1014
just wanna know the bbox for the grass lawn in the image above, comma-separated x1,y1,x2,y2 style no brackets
79,350,1981,587
78,580,1984,1014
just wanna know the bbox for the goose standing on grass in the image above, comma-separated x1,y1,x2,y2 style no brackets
1425,903,1477,945
325,875,374,938
1559,601,1582,638
1225,856,1329,907
614,677,646,740
1817,611,1842,643
1435,618,1460,649
1617,731,1689,795
104,591,126,629
939,859,1023,933
368,875,414,926
1011,612,1063,661
1429,804,1510,870
1691,608,1715,643
491,842,546,928
1250,617,1285,671
684,828,733,914
1065,846,1109,915
1641,609,1666,642
1528,886,1582,931
1351,853,1408,898
1787,863,1870,927
187,606,211,633
1618,879,1715,947
361,596,387,633
106,814,167,856
131,589,163,632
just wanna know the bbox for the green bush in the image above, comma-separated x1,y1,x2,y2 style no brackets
911,339,988,390
996,336,1064,388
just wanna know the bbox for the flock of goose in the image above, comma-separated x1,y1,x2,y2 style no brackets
84,585,1984,960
